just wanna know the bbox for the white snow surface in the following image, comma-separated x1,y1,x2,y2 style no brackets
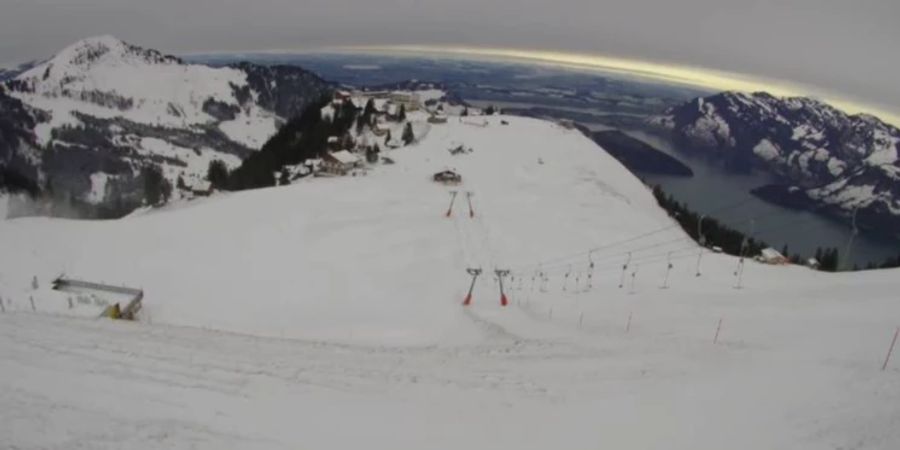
685,100,733,148
217,107,279,149
752,138,779,161
86,172,110,204
136,137,242,193
2,115,900,449
329,149,361,164
827,157,847,176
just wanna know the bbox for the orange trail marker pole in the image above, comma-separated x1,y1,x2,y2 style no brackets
883,327,900,371
713,318,723,344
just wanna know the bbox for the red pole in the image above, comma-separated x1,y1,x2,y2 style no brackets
882,327,900,371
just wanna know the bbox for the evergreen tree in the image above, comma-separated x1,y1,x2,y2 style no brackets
398,104,407,121
649,185,768,259
366,144,380,163
279,169,290,186
819,248,840,272
402,122,415,145
384,130,392,145
363,98,377,124
142,165,170,206
485,105,496,115
207,160,229,190
161,178,172,203
226,93,373,190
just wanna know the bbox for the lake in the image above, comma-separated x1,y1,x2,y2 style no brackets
609,128,900,268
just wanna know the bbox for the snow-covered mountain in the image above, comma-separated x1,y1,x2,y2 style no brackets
650,92,900,236
0,60,39,82
0,36,330,214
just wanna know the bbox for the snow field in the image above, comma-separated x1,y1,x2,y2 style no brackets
1,114,900,448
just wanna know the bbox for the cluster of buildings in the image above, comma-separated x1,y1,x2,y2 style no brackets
309,90,429,177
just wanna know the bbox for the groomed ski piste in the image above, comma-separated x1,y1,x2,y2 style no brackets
2,111,899,449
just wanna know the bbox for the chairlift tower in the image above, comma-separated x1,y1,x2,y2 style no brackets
462,268,482,306
842,206,860,272
696,215,706,277
619,252,632,288
495,269,511,307
661,252,673,289
587,250,596,290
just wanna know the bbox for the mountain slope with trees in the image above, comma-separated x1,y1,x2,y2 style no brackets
649,91,900,238
0,36,331,217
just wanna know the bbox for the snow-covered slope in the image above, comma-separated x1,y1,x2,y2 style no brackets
651,91,900,236
2,115,899,448
1,36,330,210
0,115,674,343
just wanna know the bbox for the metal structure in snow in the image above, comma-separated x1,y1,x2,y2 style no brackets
734,219,753,289
661,252,674,289
842,205,860,272
495,269,511,307
462,268,482,306
629,268,638,294
445,190,458,218
695,215,707,277
618,252,632,289
587,250,596,290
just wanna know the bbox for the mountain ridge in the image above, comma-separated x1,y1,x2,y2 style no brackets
649,91,900,237
0,35,331,216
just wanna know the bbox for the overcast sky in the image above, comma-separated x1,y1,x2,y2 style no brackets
2,0,898,118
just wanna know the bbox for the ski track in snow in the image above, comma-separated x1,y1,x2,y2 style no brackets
2,115,900,449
